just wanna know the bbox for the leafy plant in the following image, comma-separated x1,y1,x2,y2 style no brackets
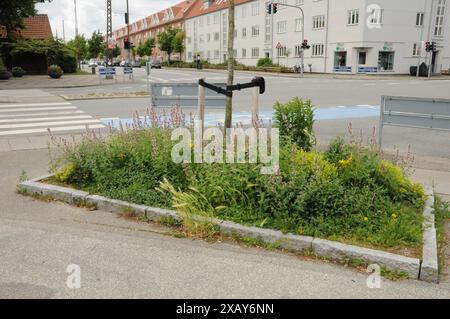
47,64,63,78
274,97,315,150
257,57,274,67
12,66,25,77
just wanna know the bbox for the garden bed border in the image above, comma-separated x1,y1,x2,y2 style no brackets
18,175,439,283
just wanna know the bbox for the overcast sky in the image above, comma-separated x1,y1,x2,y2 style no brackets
36,0,180,41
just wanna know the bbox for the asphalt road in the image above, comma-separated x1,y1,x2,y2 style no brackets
0,148,449,299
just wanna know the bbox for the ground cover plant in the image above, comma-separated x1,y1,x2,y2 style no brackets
48,100,427,253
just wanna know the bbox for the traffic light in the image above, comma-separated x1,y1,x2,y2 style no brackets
301,40,311,50
431,42,437,52
273,3,278,14
266,3,272,14
124,37,130,49
125,13,129,24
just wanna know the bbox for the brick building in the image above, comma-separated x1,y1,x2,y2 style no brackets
113,0,196,61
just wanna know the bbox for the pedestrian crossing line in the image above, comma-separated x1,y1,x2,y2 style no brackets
0,119,102,130
0,102,72,108
0,106,77,113
0,110,85,119
0,115,93,124
0,124,105,136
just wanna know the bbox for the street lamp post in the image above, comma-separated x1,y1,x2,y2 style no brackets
126,0,131,63
270,2,305,77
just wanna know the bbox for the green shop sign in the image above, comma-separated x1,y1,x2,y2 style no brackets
382,42,393,51
335,43,345,52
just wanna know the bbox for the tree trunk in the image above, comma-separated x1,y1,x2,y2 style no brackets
225,0,235,129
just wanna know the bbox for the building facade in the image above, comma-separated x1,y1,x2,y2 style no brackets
113,0,196,61
184,0,450,74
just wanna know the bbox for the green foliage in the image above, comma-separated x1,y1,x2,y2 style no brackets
158,27,183,62
47,64,63,78
87,31,106,59
11,39,77,74
12,66,25,77
0,57,6,72
52,125,426,250
136,38,155,57
67,35,88,62
274,97,315,150
257,57,274,67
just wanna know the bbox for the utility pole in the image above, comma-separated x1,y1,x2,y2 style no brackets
62,19,66,43
427,0,435,78
225,0,235,129
107,0,113,65
126,0,131,63
417,0,428,77
74,0,79,37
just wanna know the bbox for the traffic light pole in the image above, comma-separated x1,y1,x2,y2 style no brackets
270,2,305,77
126,0,131,63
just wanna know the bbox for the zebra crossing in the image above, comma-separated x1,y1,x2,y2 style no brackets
0,101,104,136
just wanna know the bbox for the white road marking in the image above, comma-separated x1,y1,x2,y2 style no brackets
0,106,77,113
0,124,105,136
0,110,85,118
0,102,72,108
0,115,93,124
0,119,102,129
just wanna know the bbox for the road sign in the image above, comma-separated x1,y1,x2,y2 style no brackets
99,67,116,76
379,96,450,148
123,67,133,75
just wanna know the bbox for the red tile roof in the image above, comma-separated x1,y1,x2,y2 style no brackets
114,0,197,39
185,0,254,19
0,14,53,39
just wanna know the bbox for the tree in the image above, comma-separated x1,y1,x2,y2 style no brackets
172,30,186,59
0,0,50,40
112,44,121,58
136,37,155,58
87,31,105,59
225,1,235,129
158,27,181,62
67,35,88,68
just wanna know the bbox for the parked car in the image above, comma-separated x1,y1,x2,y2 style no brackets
120,60,130,67
150,60,162,69
88,59,98,68
112,60,121,67
132,60,141,68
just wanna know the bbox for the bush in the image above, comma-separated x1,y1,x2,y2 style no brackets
257,57,274,67
12,66,26,77
55,49,77,73
47,65,63,79
0,57,12,80
274,97,315,150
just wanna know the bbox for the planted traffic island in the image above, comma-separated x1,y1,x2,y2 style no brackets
18,99,443,282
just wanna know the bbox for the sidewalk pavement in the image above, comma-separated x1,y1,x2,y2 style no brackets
0,74,125,90
166,66,450,81
0,148,449,298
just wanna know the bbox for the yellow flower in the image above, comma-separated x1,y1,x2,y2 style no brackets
391,213,398,219
339,154,353,167
363,216,369,222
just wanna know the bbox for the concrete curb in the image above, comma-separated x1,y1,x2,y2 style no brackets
420,188,439,283
60,94,150,101
19,177,438,281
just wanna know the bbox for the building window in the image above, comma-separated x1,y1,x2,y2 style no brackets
378,51,394,71
251,3,259,16
242,48,247,58
213,13,219,24
242,5,247,18
277,46,287,57
412,42,422,56
242,28,247,38
295,18,303,32
434,0,446,37
214,50,220,59
369,8,383,25
251,47,260,58
347,9,359,25
416,12,424,26
312,44,324,56
312,15,325,29
358,51,367,65
277,21,287,34
252,25,260,37
214,32,219,41
334,52,347,67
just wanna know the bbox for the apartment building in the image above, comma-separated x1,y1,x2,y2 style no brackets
113,0,196,60
184,0,450,74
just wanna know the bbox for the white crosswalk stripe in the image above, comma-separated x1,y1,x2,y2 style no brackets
0,101,105,136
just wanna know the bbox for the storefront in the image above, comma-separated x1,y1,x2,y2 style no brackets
378,43,395,72
333,44,351,73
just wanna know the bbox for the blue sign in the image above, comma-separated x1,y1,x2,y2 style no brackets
334,66,352,73
99,67,116,76
123,67,133,75
358,66,378,73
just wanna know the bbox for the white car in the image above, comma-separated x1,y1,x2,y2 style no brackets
88,60,98,68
